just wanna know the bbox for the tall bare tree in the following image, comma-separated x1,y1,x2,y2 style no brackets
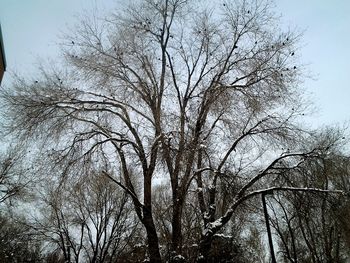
1,0,346,262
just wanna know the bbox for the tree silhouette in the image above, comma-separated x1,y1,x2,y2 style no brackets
1,0,347,262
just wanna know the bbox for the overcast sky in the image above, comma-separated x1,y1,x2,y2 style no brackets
0,0,349,128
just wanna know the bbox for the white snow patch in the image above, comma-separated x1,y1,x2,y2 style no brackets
208,218,223,229
174,255,185,260
214,233,233,239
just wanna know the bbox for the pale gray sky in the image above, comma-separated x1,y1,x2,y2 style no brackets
277,0,350,127
0,0,349,127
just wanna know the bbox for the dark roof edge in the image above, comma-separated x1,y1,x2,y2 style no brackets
0,24,7,71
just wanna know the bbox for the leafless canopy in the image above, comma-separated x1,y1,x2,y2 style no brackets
1,0,347,262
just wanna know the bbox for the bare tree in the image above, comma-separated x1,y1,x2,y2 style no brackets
32,172,138,263
1,0,346,262
0,213,43,262
0,146,32,204
268,151,350,263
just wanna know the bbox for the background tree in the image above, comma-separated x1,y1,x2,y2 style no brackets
267,134,350,262
31,171,139,263
0,213,43,263
0,146,32,204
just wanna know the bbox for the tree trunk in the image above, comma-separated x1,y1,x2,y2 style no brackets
143,172,162,263
197,235,212,263
143,207,162,263
170,201,183,262
262,193,277,263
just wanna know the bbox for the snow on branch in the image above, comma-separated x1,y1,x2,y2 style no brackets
202,186,344,238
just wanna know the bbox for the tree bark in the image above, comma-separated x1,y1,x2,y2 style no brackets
170,199,183,261
262,193,277,263
197,235,212,263
143,171,162,263
143,207,162,263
